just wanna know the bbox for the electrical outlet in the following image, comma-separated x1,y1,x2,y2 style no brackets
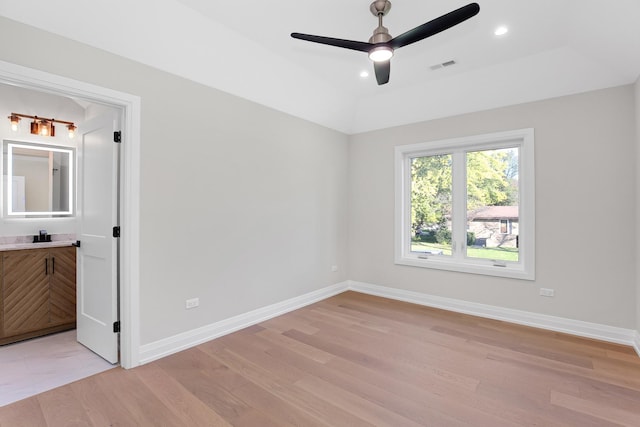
185,297,199,309
331,265,338,272
539,288,555,297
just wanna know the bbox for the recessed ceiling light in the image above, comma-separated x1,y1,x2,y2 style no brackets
494,26,509,36
360,70,369,78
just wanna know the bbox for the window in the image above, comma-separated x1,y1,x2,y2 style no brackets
500,219,511,234
395,129,535,280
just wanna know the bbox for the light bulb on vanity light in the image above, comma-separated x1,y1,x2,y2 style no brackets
8,114,20,131
39,120,49,136
67,124,76,139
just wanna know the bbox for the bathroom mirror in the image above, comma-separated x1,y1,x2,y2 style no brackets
3,140,74,216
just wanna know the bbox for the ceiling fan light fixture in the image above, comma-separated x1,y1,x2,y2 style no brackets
368,46,393,62
291,2,480,85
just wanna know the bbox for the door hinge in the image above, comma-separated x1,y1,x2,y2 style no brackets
113,321,121,333
113,226,121,238
114,131,122,143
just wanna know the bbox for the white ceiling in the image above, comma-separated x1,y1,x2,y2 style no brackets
1,0,639,134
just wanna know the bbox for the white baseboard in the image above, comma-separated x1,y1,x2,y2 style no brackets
348,281,639,348
138,281,349,365
138,279,639,365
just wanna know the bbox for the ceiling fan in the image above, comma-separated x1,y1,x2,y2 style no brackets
291,1,480,85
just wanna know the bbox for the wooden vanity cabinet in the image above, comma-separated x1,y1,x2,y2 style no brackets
2,249,50,337
48,247,77,326
0,246,76,345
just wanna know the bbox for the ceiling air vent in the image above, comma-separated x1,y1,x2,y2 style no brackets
430,60,457,71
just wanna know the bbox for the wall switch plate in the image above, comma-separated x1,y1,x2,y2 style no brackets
539,288,555,297
331,265,338,272
186,297,199,309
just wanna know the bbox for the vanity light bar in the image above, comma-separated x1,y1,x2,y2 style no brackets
7,112,76,138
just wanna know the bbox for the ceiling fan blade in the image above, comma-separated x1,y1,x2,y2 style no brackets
374,60,391,85
390,3,480,49
291,33,372,52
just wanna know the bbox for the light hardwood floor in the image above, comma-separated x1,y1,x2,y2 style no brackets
0,330,115,407
1,291,640,426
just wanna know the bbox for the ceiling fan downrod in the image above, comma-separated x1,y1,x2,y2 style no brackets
369,0,393,44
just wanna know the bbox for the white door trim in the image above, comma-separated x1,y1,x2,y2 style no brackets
0,59,141,368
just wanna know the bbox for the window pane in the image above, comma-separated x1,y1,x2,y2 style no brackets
466,148,519,262
410,154,452,255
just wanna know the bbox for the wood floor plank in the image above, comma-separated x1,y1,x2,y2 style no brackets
255,327,335,364
263,338,494,426
92,367,187,425
260,313,320,335
550,390,640,426
230,380,328,427
0,397,47,427
154,348,253,422
230,408,293,427
324,356,521,427
2,291,640,426
485,349,640,394
484,351,640,407
294,374,425,427
284,320,482,391
36,385,94,427
68,374,138,426
307,300,491,362
205,347,376,426
133,362,233,426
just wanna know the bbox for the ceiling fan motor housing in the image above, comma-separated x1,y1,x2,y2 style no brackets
369,25,392,44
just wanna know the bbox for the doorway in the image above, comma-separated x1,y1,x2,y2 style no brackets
0,60,141,369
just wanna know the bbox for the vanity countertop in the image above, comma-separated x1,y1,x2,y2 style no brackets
0,234,77,252
0,240,76,252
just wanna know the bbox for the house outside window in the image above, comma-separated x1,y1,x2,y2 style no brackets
395,129,535,280
467,206,517,243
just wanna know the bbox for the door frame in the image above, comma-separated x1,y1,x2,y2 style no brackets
0,59,141,368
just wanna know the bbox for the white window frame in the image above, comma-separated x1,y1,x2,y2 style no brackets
395,128,535,280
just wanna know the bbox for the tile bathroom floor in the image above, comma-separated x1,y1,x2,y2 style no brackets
0,330,115,407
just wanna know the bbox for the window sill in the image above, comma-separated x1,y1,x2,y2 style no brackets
395,255,535,281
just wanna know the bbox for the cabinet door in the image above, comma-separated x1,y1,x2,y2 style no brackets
49,246,77,326
2,250,50,336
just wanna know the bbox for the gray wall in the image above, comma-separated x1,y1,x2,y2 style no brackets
0,16,637,348
349,86,637,329
0,17,349,345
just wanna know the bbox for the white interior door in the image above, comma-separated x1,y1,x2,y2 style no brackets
76,114,119,364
